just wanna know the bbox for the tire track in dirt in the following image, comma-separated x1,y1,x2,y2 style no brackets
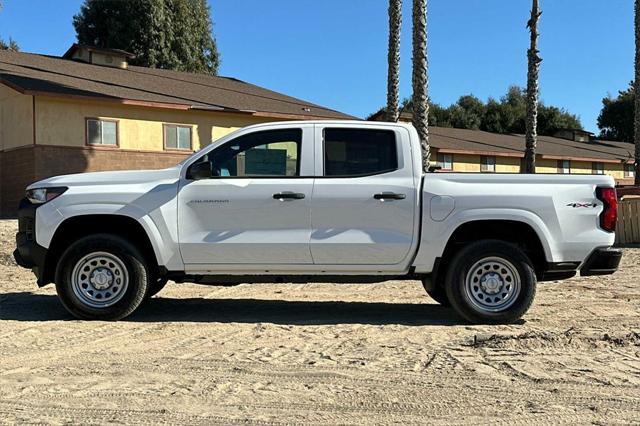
2,220,640,424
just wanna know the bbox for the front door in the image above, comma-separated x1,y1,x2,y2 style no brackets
310,126,418,266
178,126,314,267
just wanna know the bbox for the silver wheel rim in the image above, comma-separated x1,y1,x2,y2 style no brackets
71,252,129,308
464,256,521,313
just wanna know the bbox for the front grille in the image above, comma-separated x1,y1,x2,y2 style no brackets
18,216,35,241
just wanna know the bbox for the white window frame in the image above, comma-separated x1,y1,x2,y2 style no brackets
558,159,571,174
592,162,604,175
437,153,453,170
625,164,636,178
86,118,118,146
164,124,193,151
481,156,496,173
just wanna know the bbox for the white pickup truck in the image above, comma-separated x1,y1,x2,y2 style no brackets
14,121,622,323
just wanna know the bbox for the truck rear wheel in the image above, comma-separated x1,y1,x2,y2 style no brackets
445,240,536,324
55,234,149,320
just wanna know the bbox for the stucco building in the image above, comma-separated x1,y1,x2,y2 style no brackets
2,45,636,217
369,111,636,185
0,45,353,216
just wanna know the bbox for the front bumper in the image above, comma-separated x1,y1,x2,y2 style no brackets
580,247,623,276
14,198,48,284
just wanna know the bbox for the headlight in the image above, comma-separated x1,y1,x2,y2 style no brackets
26,187,68,204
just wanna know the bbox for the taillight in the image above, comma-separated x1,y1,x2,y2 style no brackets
596,187,618,233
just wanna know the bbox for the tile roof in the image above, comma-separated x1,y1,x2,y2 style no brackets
0,49,355,120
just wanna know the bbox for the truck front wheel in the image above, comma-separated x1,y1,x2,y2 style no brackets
146,277,169,299
421,281,450,306
55,234,150,320
445,240,536,324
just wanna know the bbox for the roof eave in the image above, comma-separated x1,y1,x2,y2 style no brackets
15,88,353,120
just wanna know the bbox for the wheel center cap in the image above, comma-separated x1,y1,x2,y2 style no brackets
482,273,502,294
90,268,113,290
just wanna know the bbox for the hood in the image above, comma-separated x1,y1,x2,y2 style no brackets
27,166,182,190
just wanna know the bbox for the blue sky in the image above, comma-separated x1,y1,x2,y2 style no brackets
0,0,634,131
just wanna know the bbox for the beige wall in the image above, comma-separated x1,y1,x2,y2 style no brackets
72,48,128,69
443,153,519,173
439,151,627,180
535,158,559,174
34,97,275,152
603,163,625,179
90,52,128,69
0,84,33,150
496,156,521,173
536,158,626,179
450,154,481,172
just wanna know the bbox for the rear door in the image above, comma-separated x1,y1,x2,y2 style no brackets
177,125,314,268
310,125,418,267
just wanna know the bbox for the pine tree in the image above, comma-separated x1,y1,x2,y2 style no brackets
0,0,19,51
73,0,220,75
0,38,19,51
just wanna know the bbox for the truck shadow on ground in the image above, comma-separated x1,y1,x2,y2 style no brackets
0,292,464,326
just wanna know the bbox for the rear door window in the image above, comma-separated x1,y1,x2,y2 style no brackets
323,129,398,177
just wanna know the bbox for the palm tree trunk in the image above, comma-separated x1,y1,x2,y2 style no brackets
387,0,402,122
412,0,430,171
524,0,542,174
635,0,640,185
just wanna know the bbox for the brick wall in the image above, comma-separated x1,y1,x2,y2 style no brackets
0,147,36,218
33,145,190,179
0,145,190,217
0,151,2,216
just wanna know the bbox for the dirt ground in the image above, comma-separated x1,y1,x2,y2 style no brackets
1,219,639,425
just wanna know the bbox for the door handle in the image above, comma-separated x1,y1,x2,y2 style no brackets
373,192,406,201
273,192,306,201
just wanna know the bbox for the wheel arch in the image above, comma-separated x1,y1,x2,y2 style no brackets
42,214,162,285
429,219,551,290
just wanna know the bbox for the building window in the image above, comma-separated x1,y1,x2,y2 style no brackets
323,128,398,177
437,153,453,170
557,160,571,174
481,156,496,173
625,164,636,178
86,119,117,146
592,162,604,175
164,124,192,150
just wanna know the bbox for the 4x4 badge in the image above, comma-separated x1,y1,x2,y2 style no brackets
567,202,597,208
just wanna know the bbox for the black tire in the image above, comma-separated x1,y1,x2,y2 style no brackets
422,281,450,306
55,234,150,320
445,240,536,324
146,277,169,299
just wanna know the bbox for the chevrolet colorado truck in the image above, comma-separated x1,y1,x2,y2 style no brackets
14,121,622,323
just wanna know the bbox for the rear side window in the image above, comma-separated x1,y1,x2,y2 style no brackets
323,128,398,177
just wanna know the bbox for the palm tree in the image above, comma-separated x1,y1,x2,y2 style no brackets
386,0,402,122
412,0,430,171
524,0,542,174
634,0,640,185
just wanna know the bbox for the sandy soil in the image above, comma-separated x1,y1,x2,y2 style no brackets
0,219,639,425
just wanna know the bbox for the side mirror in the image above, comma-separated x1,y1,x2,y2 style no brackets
187,161,213,180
